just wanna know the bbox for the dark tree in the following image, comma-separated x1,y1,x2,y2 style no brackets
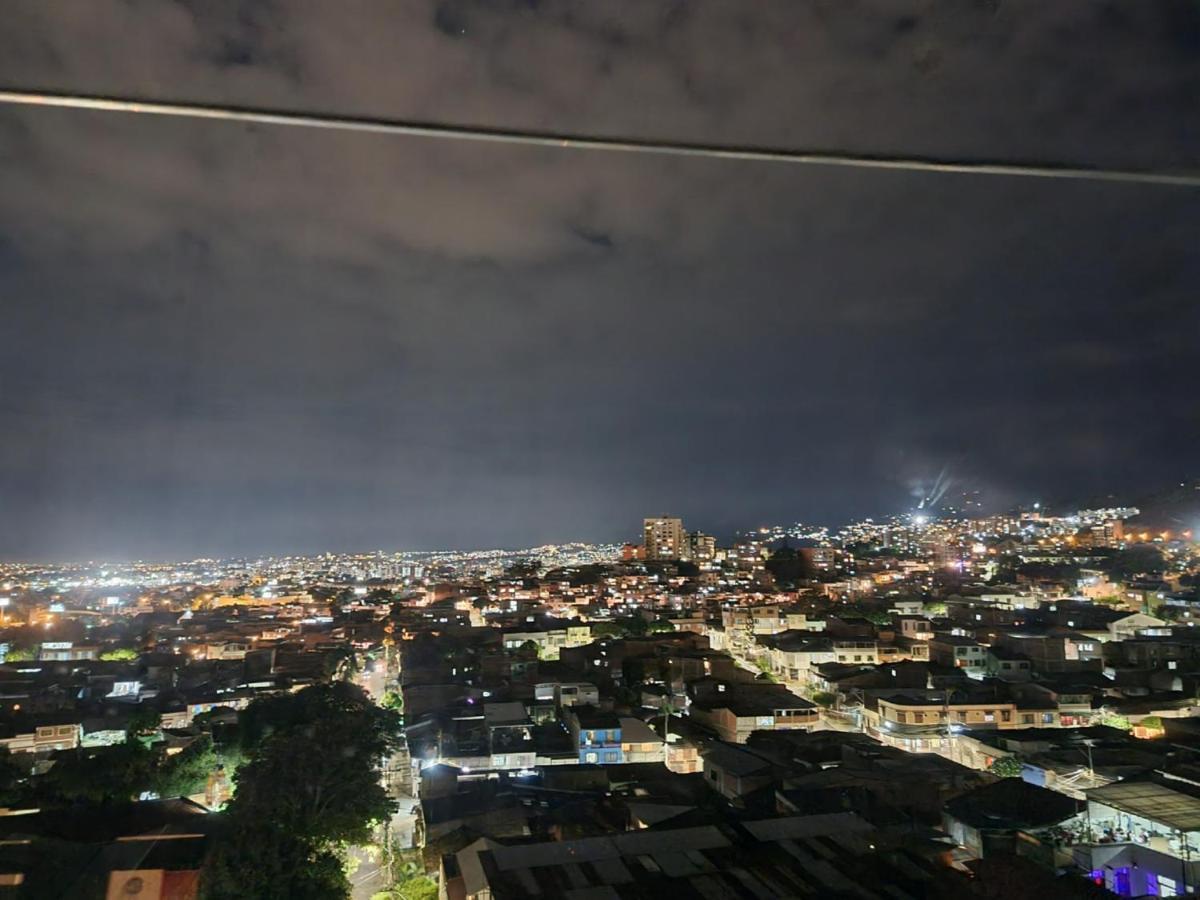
1107,545,1167,580
228,731,394,846
765,544,814,586
201,822,348,900
38,743,156,806
589,621,624,639
504,559,541,586
0,751,27,807
238,680,394,752
367,587,395,604
152,735,217,799
568,564,611,586
621,615,648,637
125,704,161,741
201,682,401,899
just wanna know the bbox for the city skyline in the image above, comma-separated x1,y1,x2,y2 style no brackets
3,5,1200,897
2,1,1197,560
0,488,1184,568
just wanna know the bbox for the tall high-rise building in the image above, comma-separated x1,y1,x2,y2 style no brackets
1092,519,1124,549
643,517,687,560
689,532,717,564
731,539,767,572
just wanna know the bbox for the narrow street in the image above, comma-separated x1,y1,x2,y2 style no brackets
350,649,419,900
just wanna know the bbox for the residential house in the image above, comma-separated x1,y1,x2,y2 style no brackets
565,707,624,765
992,631,1103,675
943,778,1082,858
757,633,835,686
929,633,988,676
985,647,1032,682
701,741,778,801
688,680,818,743
619,717,665,764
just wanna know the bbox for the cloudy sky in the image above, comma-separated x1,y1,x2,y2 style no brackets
1,1,1198,560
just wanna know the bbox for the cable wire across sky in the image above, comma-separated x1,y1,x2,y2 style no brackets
1,87,1199,189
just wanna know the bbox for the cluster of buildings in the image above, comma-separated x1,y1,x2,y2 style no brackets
0,498,1197,896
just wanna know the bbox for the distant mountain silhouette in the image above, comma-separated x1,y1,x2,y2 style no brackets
1126,479,1200,531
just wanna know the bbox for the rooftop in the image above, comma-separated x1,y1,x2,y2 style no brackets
1087,777,1200,832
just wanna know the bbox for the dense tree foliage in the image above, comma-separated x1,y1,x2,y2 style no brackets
202,823,348,900
38,743,156,806
588,616,655,639
764,545,814,586
125,705,162,741
839,605,892,626
375,876,438,900
30,733,221,808
238,680,391,752
1016,562,1081,583
568,564,611,586
153,735,218,798
588,621,624,639
202,682,401,899
504,560,541,586
988,756,1022,778
1106,546,1166,580
3,646,35,662
366,588,396,604
99,647,139,661
0,751,31,807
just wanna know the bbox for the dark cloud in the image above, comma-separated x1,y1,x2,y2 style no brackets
0,0,1197,560
569,226,614,250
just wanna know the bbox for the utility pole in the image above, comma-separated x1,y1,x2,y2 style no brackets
661,693,678,768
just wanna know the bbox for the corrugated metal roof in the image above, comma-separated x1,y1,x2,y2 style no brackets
1088,780,1200,832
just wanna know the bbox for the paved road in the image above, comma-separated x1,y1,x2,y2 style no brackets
350,654,410,899
816,712,863,733
349,842,387,900
359,663,387,702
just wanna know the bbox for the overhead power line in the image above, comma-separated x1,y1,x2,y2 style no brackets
1,87,1198,188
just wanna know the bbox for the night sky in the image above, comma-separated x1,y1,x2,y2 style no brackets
1,1,1198,560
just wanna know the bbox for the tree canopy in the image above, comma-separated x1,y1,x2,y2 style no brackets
1107,546,1167,580
3,645,35,663
588,616,651,639
153,735,218,799
125,705,162,742
988,756,1023,779
38,743,156,806
99,647,140,661
765,544,815,586
202,682,401,899
237,680,396,754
